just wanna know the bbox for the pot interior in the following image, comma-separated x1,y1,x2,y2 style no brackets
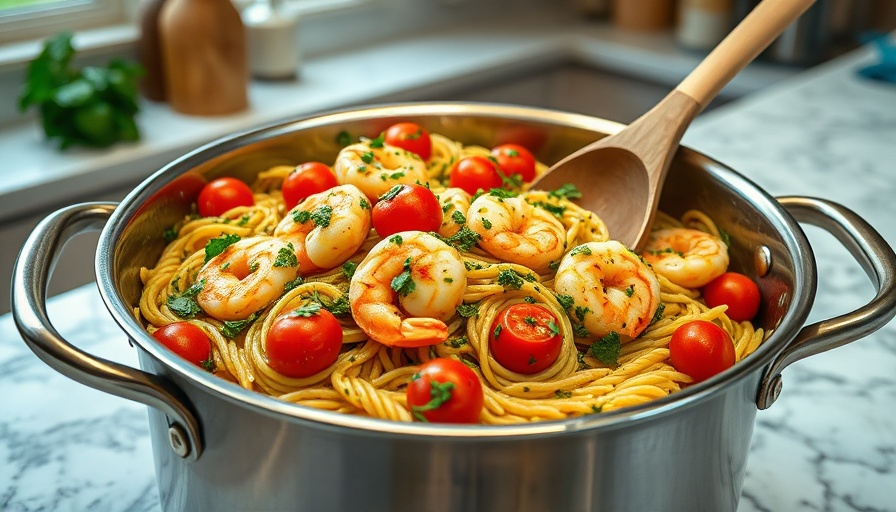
99,103,814,431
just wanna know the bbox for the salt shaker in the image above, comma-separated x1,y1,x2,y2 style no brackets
242,0,301,80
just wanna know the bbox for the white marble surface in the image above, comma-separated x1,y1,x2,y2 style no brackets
2,32,896,512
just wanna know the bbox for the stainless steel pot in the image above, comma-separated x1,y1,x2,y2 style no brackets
12,103,896,512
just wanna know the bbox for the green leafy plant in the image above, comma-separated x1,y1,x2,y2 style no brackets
18,32,143,149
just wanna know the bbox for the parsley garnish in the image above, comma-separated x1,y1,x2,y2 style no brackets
284,276,304,293
203,234,240,264
292,210,311,223
624,284,635,297
341,261,357,279
589,332,621,366
221,313,258,339
391,257,415,296
273,243,298,268
409,377,455,422
291,302,322,317
166,279,206,318
496,269,525,290
574,306,592,322
379,184,403,201
555,293,575,311
548,184,582,200
481,217,492,230
573,323,590,338
569,244,592,257
555,389,572,399
389,234,403,246
456,302,480,318
368,133,385,148
451,209,466,225
163,227,178,243
361,151,375,164
359,198,370,210
310,205,332,228
447,336,468,348
650,303,666,324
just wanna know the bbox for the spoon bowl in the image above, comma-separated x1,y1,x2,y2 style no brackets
531,0,817,250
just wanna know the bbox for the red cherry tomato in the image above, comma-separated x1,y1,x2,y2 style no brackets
384,122,432,161
406,357,484,423
282,162,339,210
489,303,562,374
197,177,254,218
703,272,761,322
152,322,213,369
491,143,537,183
669,320,735,383
265,304,343,378
448,155,504,196
371,184,442,237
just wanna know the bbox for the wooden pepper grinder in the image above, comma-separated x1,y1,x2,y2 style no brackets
158,0,249,115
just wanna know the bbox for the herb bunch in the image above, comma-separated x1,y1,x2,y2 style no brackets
18,32,143,149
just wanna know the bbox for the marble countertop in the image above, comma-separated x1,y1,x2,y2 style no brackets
2,29,895,512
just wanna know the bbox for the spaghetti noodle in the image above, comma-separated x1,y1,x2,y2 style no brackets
136,129,765,424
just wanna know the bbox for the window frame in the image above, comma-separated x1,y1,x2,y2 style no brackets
0,0,134,45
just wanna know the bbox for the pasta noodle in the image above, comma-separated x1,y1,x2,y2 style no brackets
136,129,765,424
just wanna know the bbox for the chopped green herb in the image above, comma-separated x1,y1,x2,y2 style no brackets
624,284,635,297
237,214,251,227
284,276,304,293
555,293,575,311
221,313,258,339
497,269,525,290
573,323,590,338
379,184,403,202
447,336,468,348
464,260,483,271
163,227,178,243
409,378,455,422
273,243,298,268
369,133,385,148
569,244,592,257
203,233,240,264
166,279,206,318
481,217,492,230
359,198,371,210
493,324,503,338
719,228,732,247
361,151,375,164
388,171,406,180
292,210,311,223
574,306,592,322
529,201,566,218
391,257,415,296
555,389,572,399
650,303,666,324
589,331,621,366
318,293,351,316
451,209,466,225
389,234,403,246
547,320,560,336
249,261,260,273
291,302,322,317
528,355,537,365
488,188,518,199
548,184,582,200
341,261,357,279
524,316,538,325
310,205,332,228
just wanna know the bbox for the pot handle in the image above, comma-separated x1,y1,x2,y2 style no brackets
11,202,203,460
756,196,896,409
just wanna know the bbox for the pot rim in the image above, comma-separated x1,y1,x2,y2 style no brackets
95,101,816,439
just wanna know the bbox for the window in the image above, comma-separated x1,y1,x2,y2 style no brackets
0,0,131,45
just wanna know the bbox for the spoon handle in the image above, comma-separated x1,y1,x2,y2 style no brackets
676,0,815,111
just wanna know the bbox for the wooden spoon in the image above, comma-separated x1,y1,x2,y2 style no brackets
531,0,816,250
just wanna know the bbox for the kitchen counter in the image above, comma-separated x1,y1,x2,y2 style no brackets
3,29,896,512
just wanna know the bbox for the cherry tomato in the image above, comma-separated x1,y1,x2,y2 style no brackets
371,184,442,237
152,322,213,369
265,304,343,378
448,155,504,196
703,272,761,322
406,358,484,423
491,143,537,183
669,320,735,383
197,177,254,218
282,162,339,210
384,122,432,161
489,303,562,374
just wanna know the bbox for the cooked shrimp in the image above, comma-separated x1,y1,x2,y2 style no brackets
196,237,299,321
554,241,660,339
467,193,566,272
333,142,429,201
274,184,371,274
349,231,466,348
436,187,472,238
640,228,729,288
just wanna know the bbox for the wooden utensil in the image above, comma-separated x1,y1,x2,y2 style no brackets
531,0,816,250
